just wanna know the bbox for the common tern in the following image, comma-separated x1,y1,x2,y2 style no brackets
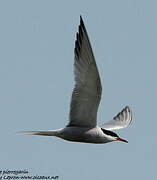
21,16,132,144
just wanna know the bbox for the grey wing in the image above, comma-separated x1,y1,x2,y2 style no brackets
67,16,102,127
101,106,132,130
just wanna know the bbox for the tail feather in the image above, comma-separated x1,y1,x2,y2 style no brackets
17,130,60,136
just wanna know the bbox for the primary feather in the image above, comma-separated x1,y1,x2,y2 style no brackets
101,106,132,130
67,16,102,128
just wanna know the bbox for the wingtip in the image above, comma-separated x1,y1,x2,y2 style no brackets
124,105,133,124
125,106,132,113
80,15,83,21
80,15,84,27
125,105,130,109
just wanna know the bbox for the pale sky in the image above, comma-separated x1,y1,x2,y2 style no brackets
0,0,156,179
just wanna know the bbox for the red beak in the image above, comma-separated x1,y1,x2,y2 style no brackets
116,137,128,143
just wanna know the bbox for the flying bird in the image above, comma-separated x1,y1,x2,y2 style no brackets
21,16,132,144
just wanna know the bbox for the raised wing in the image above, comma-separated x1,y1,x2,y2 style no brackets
67,16,102,127
101,106,132,130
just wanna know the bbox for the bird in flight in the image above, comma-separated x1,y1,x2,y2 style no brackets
21,16,132,144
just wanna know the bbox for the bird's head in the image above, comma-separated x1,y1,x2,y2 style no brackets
101,128,128,143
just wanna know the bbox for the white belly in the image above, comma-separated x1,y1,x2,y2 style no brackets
58,126,110,144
